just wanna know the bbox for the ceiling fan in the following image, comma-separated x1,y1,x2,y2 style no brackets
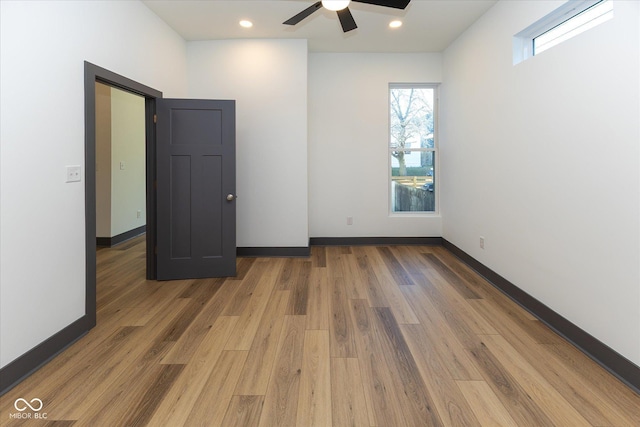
283,0,411,33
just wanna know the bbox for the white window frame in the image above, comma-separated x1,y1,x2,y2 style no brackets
513,0,613,65
388,83,439,216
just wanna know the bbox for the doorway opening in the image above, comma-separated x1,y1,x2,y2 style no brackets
95,82,147,249
84,62,162,327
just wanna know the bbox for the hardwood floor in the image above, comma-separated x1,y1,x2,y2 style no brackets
1,236,639,426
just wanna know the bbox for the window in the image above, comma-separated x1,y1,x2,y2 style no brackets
389,84,438,213
513,0,613,64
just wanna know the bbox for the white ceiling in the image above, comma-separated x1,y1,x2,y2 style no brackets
142,0,497,53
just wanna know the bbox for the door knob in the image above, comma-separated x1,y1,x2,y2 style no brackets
226,194,236,201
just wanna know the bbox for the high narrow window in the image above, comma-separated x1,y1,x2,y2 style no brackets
534,0,613,54
514,0,614,64
389,84,438,213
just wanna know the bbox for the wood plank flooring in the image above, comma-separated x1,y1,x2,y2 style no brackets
1,236,639,426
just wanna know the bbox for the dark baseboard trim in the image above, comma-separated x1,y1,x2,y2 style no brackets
310,237,443,246
237,246,311,258
96,225,146,247
0,315,92,396
442,239,640,394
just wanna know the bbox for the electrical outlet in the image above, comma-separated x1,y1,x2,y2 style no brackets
66,166,81,183
479,236,485,249
347,216,353,225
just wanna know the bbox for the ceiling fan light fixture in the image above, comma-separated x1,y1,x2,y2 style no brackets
321,0,351,12
284,0,410,33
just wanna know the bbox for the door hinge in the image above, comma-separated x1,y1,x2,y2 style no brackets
153,114,157,124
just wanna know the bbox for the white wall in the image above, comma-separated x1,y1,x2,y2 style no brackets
308,53,443,237
187,39,309,248
0,0,187,368
110,87,146,237
441,0,640,365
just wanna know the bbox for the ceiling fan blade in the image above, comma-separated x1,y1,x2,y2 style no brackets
352,0,411,9
283,1,323,25
337,7,358,32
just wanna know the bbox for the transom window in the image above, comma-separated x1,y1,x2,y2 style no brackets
533,0,613,55
389,84,438,213
513,0,614,64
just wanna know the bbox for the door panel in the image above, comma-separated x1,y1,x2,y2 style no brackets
156,99,236,280
200,155,223,257
170,155,192,259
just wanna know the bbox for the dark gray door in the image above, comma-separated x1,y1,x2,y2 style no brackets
156,99,236,280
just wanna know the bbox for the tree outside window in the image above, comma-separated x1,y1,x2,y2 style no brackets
389,84,437,213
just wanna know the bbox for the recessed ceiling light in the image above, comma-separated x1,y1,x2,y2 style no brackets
239,20,253,28
389,20,402,28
